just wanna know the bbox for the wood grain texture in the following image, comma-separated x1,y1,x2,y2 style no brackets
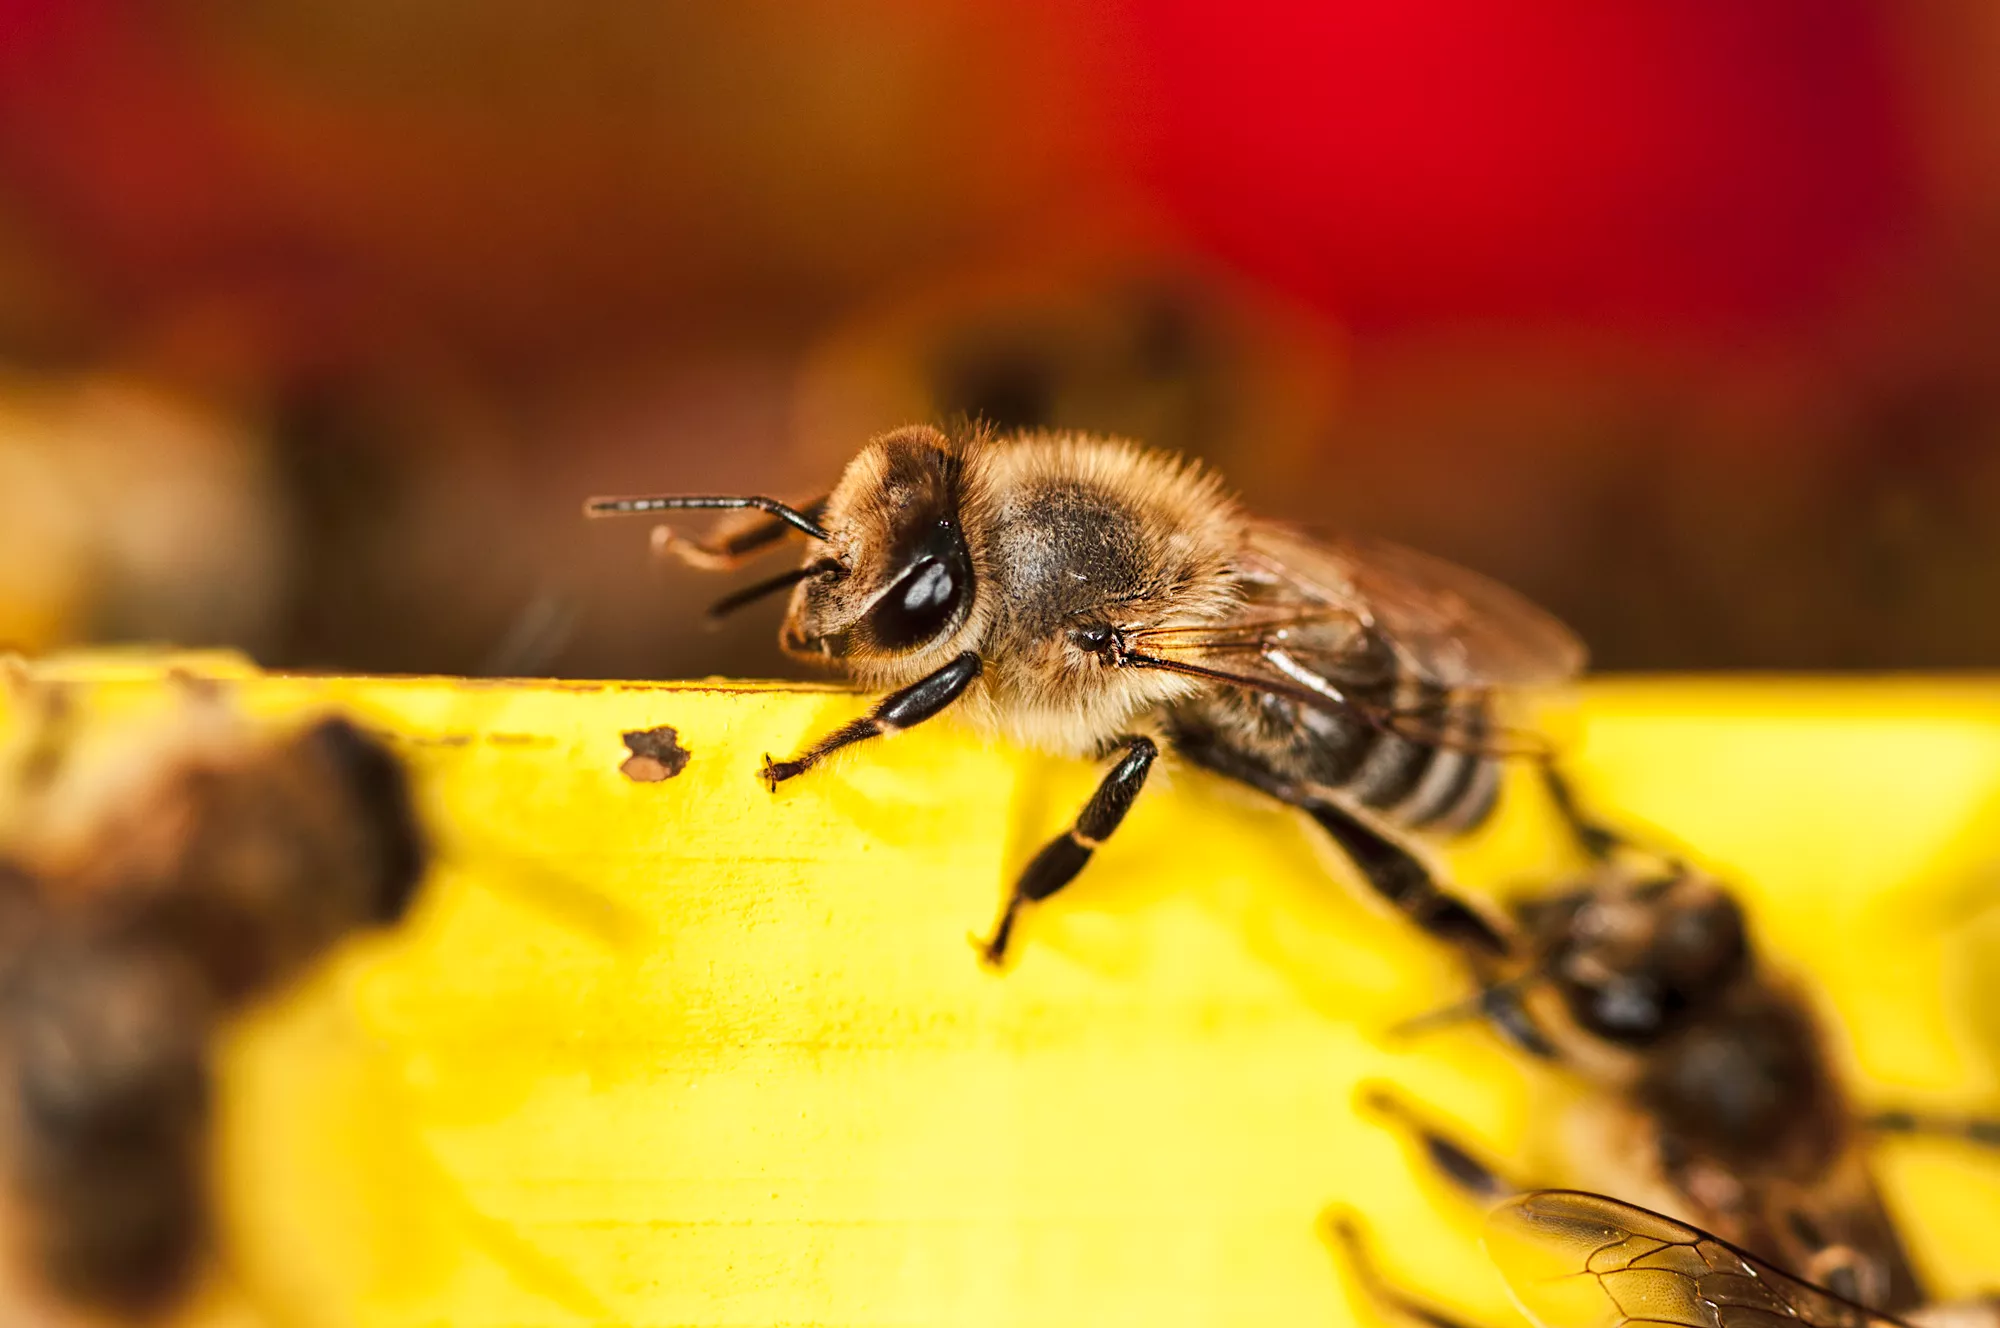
1,654,1996,1327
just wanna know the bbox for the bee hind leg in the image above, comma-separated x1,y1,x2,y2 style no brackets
1168,733,1512,962
1304,801,1511,960
973,735,1158,969
1322,1207,1496,1328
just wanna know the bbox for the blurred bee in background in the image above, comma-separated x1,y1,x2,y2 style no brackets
0,673,427,1323
1323,783,2000,1327
586,420,1583,966
791,252,1344,507
0,377,291,664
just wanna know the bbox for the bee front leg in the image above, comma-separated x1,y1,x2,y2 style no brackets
762,652,982,787
1358,1084,1530,1205
975,735,1158,969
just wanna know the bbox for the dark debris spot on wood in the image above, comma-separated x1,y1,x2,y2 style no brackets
619,726,691,782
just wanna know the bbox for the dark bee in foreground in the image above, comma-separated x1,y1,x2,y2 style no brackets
1334,798,2000,1326
587,423,1583,965
0,686,427,1323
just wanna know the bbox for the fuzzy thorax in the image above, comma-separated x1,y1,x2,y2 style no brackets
780,424,1244,758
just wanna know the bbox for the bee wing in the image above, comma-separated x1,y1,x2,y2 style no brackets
1240,523,1586,690
1115,627,1556,759
1484,1191,1910,1328
1123,620,1552,763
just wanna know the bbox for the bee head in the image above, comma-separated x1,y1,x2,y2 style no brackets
781,425,979,674
1542,871,1748,1047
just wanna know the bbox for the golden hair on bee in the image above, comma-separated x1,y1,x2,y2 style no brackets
587,420,1582,966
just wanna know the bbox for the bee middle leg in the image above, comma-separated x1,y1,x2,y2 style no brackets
1322,1207,1496,1328
762,652,982,786
974,735,1158,968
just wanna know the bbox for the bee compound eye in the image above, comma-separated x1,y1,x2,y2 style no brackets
1573,973,1681,1045
867,515,974,651
869,558,965,650
900,561,953,615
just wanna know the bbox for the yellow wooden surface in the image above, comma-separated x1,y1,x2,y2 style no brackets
5,655,2000,1327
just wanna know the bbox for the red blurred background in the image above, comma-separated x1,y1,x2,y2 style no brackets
0,0,1995,674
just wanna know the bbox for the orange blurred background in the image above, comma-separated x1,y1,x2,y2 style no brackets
1,0,1996,675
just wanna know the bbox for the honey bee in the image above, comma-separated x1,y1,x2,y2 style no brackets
1331,793,2000,1323
1483,1190,1997,1328
0,685,428,1322
586,422,1583,964
1378,879,1918,1305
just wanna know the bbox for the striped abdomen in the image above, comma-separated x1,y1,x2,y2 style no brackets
1164,647,1500,837
1304,666,1499,835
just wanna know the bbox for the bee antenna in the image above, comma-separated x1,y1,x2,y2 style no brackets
581,494,832,542
1388,975,1535,1040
